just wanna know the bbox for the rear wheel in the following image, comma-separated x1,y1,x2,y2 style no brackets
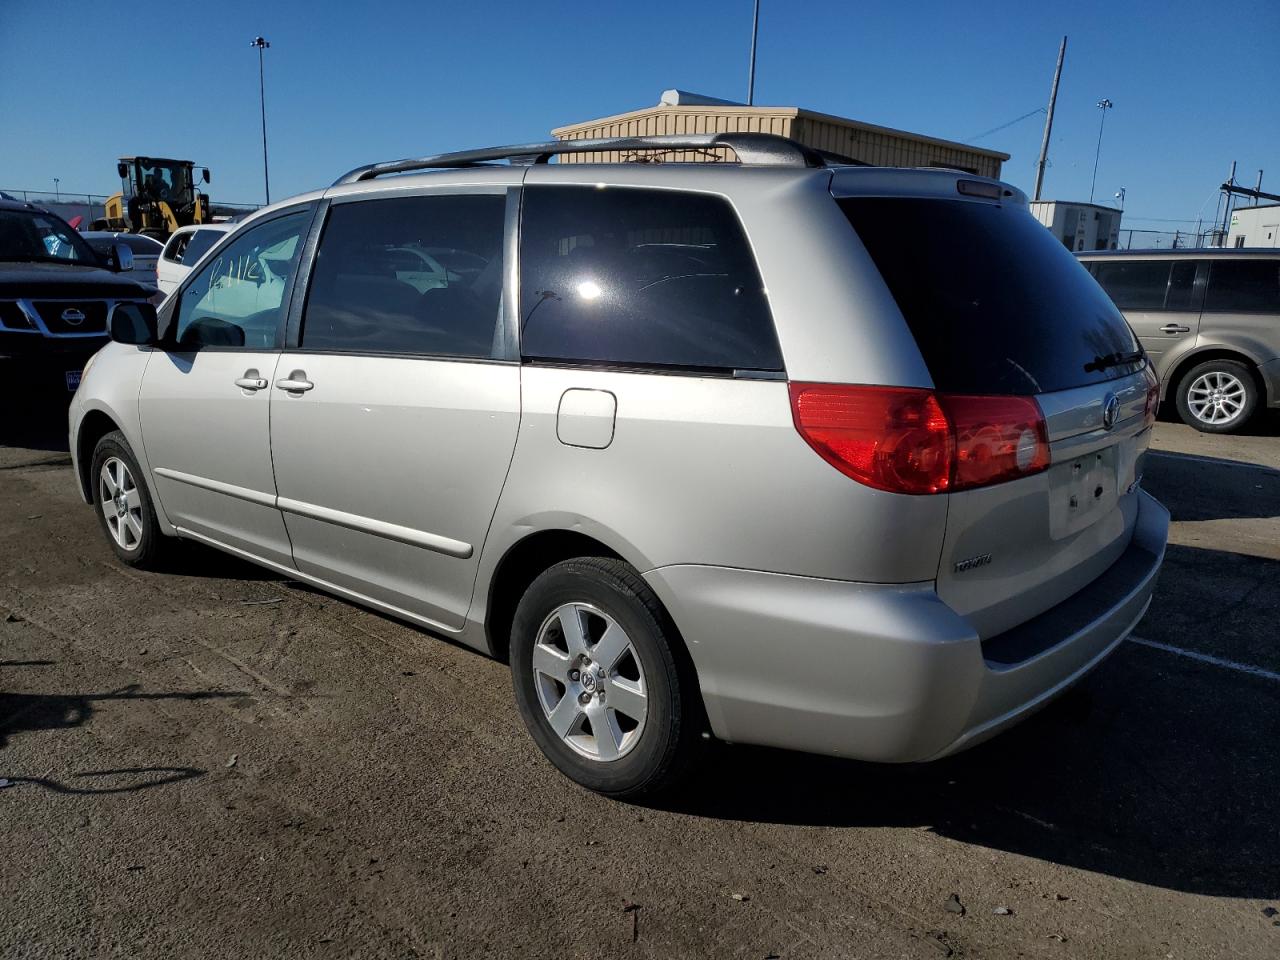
1175,359,1258,433
90,431,170,568
510,557,702,798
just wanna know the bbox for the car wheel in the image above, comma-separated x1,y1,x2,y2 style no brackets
510,557,703,798
1175,360,1258,433
91,430,169,568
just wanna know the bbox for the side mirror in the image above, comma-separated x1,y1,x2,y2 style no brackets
110,242,134,272
202,168,211,184
111,302,159,345
117,162,129,179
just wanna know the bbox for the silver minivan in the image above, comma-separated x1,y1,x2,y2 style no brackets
69,134,1169,797
1080,250,1280,433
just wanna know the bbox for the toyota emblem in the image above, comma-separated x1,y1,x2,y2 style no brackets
1102,394,1120,430
61,307,86,326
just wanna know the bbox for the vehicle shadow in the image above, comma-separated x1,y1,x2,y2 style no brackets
1158,407,1280,437
163,540,287,582
0,682,248,751
0,379,73,452
1142,446,1279,522
656,541,1280,900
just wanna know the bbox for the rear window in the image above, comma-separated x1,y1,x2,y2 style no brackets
839,197,1141,395
520,186,782,373
1205,259,1280,312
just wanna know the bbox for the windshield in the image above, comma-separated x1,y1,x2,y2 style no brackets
134,160,194,208
0,209,100,265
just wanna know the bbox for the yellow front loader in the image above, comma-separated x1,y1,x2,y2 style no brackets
96,157,212,241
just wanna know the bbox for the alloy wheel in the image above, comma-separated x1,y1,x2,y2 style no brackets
1186,371,1246,425
531,602,648,761
98,456,144,551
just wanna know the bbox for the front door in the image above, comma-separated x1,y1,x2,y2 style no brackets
139,206,314,566
269,189,520,630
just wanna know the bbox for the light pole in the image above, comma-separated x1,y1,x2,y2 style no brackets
52,178,60,202
747,0,760,106
1089,98,1113,204
1114,187,1125,211
250,36,271,205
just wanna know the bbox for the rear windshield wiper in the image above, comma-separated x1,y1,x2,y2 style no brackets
1084,350,1144,373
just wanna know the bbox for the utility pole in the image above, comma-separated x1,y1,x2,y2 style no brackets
1033,36,1066,202
1089,98,1113,204
1220,160,1236,246
747,0,760,106
251,36,271,205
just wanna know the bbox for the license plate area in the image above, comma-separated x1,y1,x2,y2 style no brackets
1049,442,1123,539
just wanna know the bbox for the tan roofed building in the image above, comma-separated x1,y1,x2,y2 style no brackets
552,90,1008,178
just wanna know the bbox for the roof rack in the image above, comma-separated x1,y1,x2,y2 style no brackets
332,133,839,185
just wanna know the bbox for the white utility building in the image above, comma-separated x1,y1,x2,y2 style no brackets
1029,201,1122,251
1227,204,1280,248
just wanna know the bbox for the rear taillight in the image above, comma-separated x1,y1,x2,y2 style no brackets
1143,367,1160,426
789,383,1050,495
936,394,1050,490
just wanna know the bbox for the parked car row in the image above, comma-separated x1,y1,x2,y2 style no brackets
0,197,156,392
80,231,163,288
68,134,1170,797
1080,249,1280,433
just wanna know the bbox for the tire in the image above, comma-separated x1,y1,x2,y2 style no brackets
90,430,171,568
510,557,703,798
1175,359,1259,433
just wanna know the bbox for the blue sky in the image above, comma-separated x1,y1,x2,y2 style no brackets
2,0,1276,231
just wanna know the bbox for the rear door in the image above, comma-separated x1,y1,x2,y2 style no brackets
268,187,520,631
1200,257,1280,361
1089,258,1204,373
839,193,1155,638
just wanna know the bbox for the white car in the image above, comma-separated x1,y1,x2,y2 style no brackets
80,231,164,289
156,223,232,296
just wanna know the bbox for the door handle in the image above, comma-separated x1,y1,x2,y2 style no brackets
275,371,314,393
235,368,268,391
1160,324,1191,334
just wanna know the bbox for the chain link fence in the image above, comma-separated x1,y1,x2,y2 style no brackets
1,188,261,227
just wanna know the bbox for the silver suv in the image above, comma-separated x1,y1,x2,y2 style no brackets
1079,249,1280,433
69,134,1169,797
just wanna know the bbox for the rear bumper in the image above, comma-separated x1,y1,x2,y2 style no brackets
644,488,1169,762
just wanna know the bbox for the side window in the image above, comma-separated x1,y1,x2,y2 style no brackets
1205,259,1280,312
1091,260,1171,310
1164,260,1200,311
519,186,782,372
173,210,310,350
162,232,190,263
300,194,506,358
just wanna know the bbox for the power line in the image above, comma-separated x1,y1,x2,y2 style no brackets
964,107,1046,143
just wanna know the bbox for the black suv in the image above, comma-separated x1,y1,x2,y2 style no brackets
0,198,156,393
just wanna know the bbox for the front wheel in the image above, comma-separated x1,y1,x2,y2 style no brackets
510,557,703,798
1175,360,1258,433
90,430,170,568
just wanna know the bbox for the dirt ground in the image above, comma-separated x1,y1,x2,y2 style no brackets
2,397,1278,959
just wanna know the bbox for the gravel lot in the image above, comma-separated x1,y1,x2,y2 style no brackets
2,396,1278,959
